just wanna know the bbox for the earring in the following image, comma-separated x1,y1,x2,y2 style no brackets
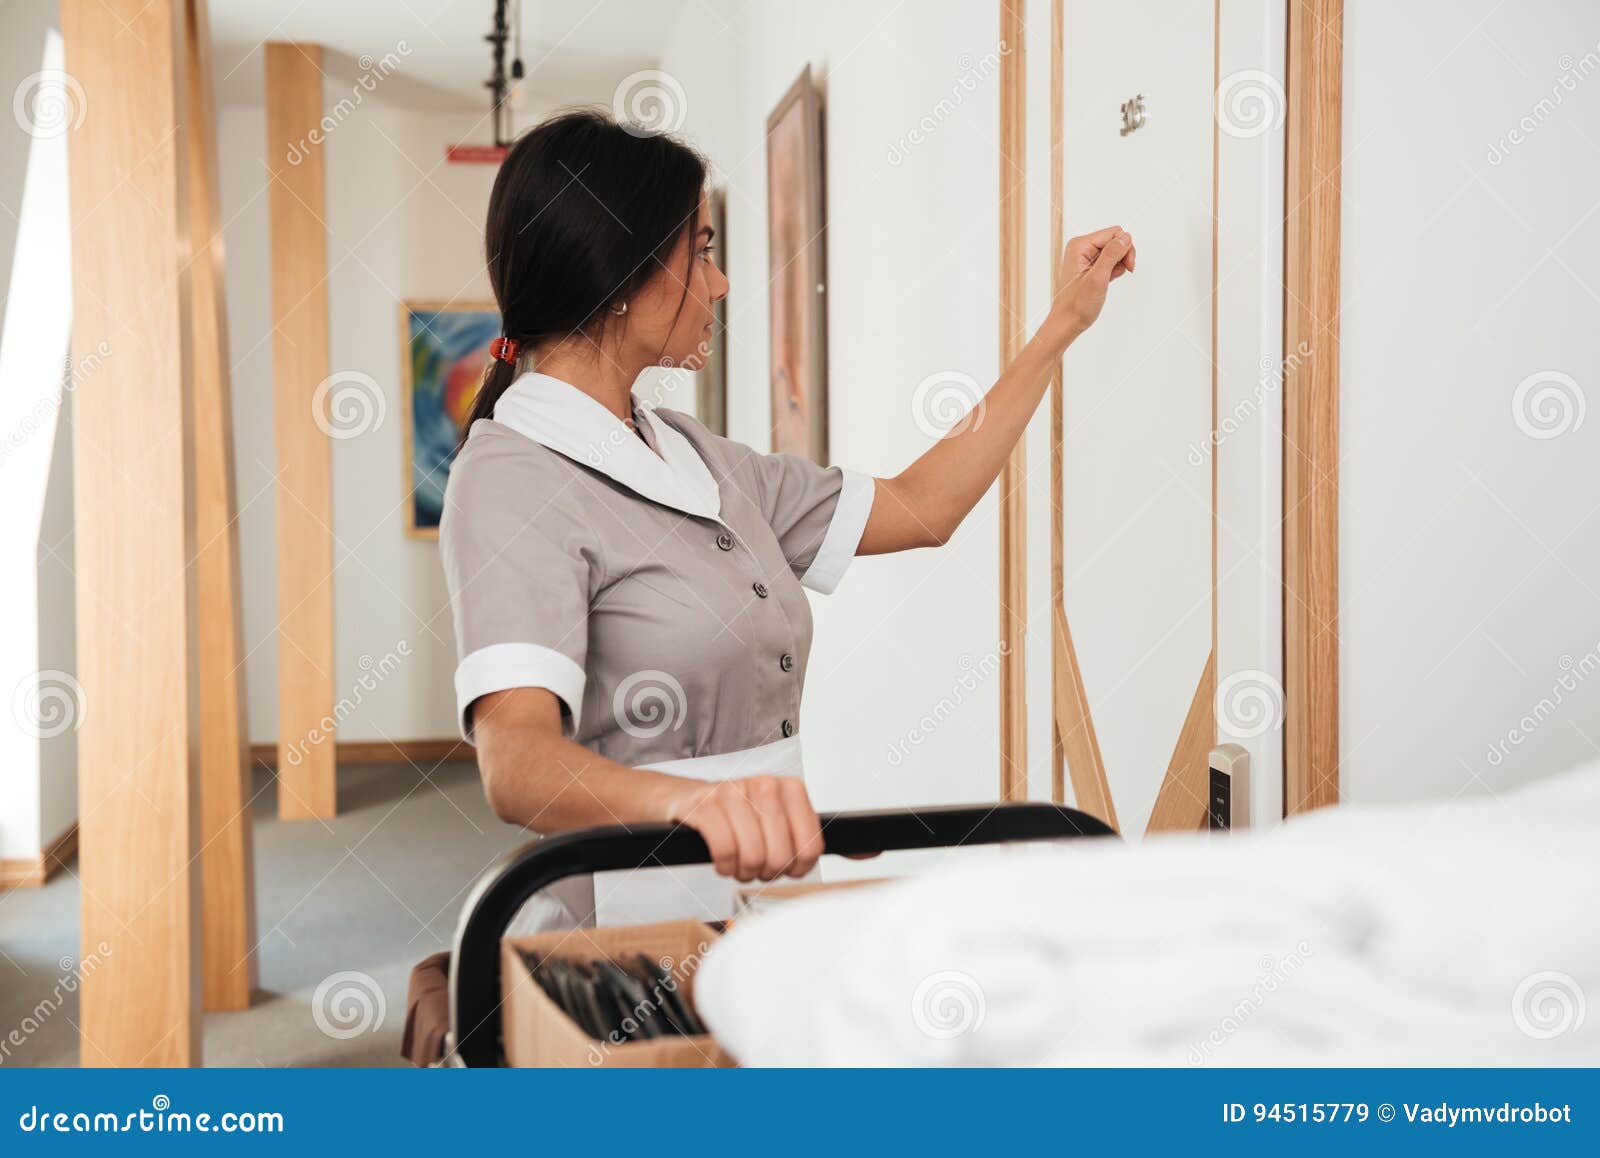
611,301,628,315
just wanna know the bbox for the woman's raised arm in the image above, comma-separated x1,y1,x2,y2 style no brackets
858,226,1135,555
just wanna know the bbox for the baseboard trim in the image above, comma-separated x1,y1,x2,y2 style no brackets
1,822,79,889
249,738,473,770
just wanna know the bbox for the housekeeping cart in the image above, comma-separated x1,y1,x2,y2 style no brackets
446,803,1117,1067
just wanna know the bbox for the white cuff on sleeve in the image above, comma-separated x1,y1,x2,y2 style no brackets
455,642,586,743
800,469,876,595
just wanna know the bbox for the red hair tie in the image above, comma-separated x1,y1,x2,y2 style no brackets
489,336,520,364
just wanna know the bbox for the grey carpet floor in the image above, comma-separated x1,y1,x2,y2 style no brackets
0,760,529,1068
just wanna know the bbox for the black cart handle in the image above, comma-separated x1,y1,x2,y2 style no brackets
448,802,1115,1067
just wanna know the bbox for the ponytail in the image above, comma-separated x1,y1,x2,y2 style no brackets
460,356,519,449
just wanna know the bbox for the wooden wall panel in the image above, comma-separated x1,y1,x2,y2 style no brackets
63,0,203,1066
1048,0,1066,805
998,0,1029,801
1145,652,1217,833
1283,0,1343,815
1052,605,1117,829
265,43,337,820
186,0,258,1009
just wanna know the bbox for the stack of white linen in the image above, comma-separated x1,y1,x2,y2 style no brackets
695,764,1600,1066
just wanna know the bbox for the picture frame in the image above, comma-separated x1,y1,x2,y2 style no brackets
399,299,498,539
765,66,828,462
697,185,729,437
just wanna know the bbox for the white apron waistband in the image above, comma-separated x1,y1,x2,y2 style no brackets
505,735,809,937
636,735,804,783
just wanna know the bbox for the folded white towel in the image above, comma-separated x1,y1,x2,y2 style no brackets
696,764,1600,1066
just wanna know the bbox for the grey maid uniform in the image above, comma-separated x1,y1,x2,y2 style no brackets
440,370,875,934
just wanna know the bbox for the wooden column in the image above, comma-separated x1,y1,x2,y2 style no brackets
185,0,258,1008
997,0,1029,801
265,43,337,819
1283,0,1343,815
63,0,203,1066
1048,0,1065,806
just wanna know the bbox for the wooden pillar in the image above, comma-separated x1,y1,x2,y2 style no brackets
185,0,259,1009
63,0,203,1066
1048,0,1065,807
265,43,337,820
997,0,1029,801
1283,0,1343,815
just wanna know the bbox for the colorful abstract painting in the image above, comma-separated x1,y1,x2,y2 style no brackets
401,301,497,537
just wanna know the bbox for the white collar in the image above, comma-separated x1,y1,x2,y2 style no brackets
492,371,722,520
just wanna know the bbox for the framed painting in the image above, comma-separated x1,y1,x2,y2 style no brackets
766,66,827,461
400,299,497,539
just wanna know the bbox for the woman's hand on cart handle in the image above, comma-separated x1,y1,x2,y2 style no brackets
661,775,825,883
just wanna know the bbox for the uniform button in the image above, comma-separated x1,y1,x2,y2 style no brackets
781,719,795,738
752,581,769,598
779,652,795,672
716,531,735,551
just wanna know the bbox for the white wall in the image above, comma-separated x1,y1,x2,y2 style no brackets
0,9,78,861
1340,0,1600,801
659,0,1009,816
219,71,503,745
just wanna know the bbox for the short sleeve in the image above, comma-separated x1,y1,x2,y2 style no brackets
440,434,595,744
749,452,876,595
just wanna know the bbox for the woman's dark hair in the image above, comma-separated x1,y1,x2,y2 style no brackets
461,108,708,440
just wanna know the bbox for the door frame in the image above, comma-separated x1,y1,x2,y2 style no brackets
1281,0,1343,816
1002,0,1342,821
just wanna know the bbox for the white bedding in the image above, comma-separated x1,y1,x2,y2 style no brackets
695,765,1600,1066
